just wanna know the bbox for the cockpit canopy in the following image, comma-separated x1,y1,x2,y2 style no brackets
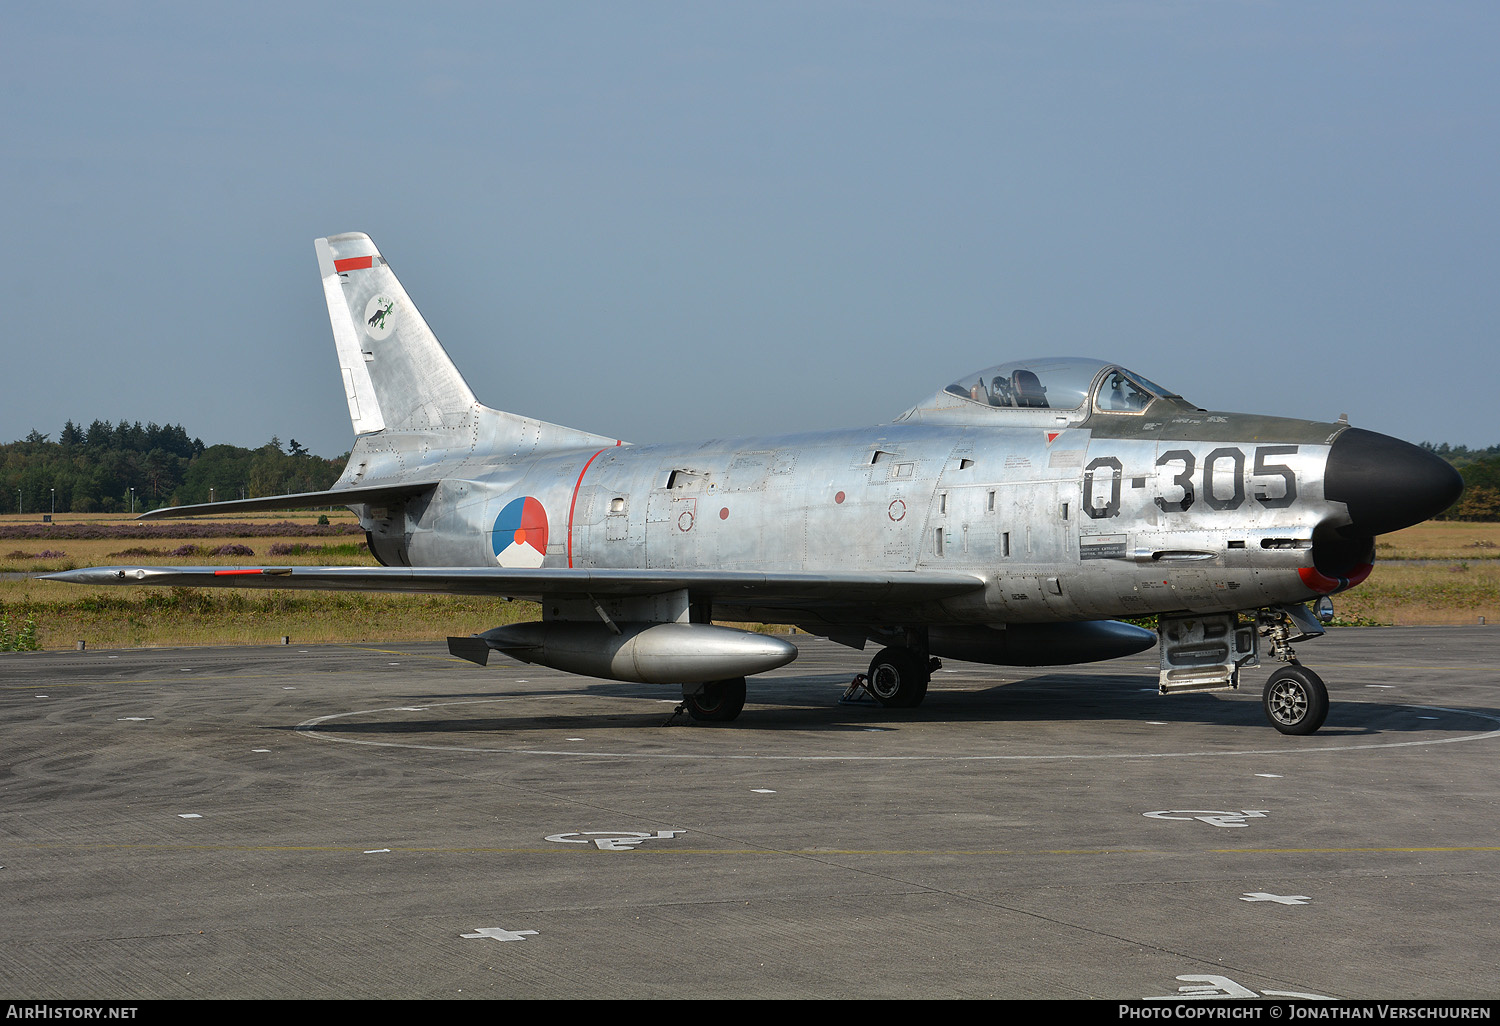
942,358,1182,414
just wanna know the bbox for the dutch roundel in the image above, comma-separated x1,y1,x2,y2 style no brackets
492,496,549,568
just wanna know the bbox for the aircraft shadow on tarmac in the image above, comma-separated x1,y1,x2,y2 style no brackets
274,671,1498,739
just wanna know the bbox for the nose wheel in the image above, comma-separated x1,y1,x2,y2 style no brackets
1263,664,1329,735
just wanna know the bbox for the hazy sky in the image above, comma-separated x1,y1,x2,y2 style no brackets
3,2,1496,457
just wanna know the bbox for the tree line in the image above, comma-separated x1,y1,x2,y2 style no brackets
1431,445,1500,521
1,420,344,514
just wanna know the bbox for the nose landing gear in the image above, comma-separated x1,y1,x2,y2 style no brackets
1256,605,1331,736
1157,604,1334,734
1262,663,1330,735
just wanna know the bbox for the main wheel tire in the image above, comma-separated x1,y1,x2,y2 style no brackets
1263,664,1329,735
683,677,746,722
866,647,929,708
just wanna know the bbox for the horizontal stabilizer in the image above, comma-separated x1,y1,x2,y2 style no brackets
135,482,442,520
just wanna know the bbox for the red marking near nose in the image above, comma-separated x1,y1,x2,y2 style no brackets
1298,564,1373,595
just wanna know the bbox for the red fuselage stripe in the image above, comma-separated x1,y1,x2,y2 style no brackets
566,448,608,568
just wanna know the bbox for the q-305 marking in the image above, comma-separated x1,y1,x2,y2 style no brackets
1084,445,1298,520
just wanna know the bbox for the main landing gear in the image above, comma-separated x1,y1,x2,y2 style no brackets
679,677,747,723
864,646,939,708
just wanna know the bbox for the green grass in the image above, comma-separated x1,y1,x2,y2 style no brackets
1,578,541,649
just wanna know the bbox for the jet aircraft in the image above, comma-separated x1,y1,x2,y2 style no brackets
47,233,1463,734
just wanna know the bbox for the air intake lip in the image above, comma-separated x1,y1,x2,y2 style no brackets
1324,428,1463,537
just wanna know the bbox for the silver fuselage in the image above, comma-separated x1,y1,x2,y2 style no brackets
354,397,1346,630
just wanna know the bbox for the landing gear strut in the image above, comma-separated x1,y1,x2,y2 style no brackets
680,677,746,723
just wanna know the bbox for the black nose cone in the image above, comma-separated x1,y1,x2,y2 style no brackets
1325,428,1464,537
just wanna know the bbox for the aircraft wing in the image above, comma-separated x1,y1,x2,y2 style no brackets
43,565,986,607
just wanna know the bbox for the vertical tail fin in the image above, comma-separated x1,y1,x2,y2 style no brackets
315,233,479,436
315,233,621,455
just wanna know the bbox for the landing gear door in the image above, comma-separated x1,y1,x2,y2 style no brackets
1157,612,1258,695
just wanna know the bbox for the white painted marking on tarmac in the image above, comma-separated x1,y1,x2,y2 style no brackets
251,748,270,752
1147,973,1331,1000
118,717,152,721
751,789,776,794
1148,974,1258,999
1240,892,1310,904
462,926,536,942
1255,773,1282,778
283,687,295,690
394,707,428,712
566,737,584,741
293,701,1500,763
177,814,202,819
35,695,48,698
545,830,684,851
1366,684,1395,689
1146,721,1168,725
364,848,390,854
1144,810,1267,828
